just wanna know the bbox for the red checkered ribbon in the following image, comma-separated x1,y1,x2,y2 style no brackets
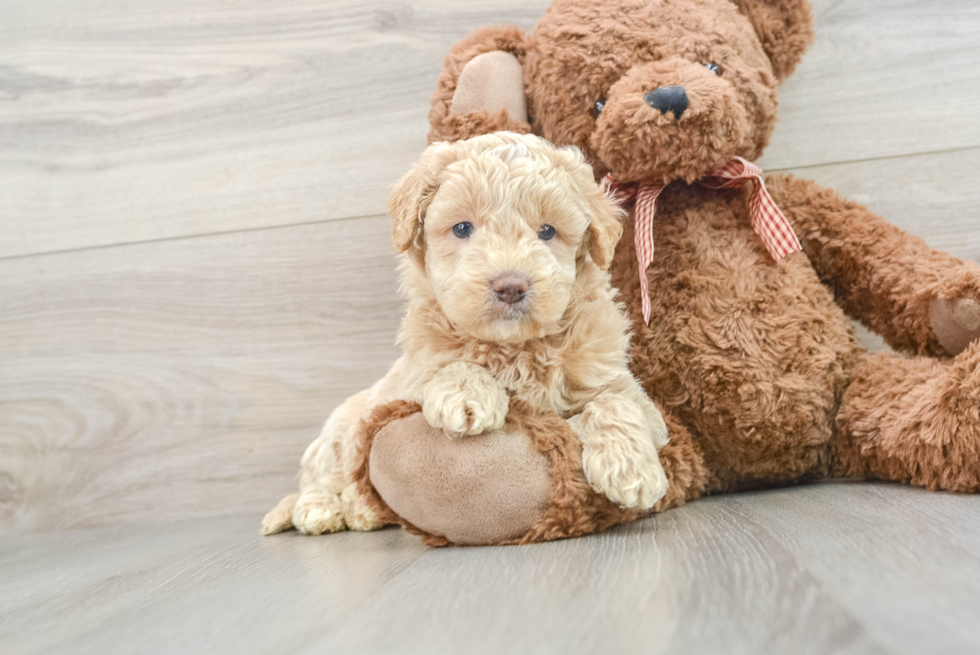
604,156,802,324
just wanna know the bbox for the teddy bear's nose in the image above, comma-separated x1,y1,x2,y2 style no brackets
645,86,689,120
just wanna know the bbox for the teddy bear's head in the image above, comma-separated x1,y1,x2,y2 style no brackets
430,0,813,184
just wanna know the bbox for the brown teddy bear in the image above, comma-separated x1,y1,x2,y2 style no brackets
353,0,980,546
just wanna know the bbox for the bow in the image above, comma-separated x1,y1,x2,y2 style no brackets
603,156,802,324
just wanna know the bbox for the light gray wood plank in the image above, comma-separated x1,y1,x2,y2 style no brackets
728,484,980,655
3,0,980,258
0,515,427,655
308,493,889,655
0,0,548,259
780,147,980,265
0,216,402,533
762,0,980,170
10,486,979,655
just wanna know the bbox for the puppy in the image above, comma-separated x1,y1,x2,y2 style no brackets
262,132,668,536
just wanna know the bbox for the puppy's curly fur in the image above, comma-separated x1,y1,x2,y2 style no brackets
262,132,669,535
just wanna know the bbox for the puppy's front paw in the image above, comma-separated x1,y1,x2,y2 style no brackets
422,361,509,437
581,441,668,510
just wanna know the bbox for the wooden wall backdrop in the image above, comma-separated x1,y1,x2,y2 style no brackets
2,0,980,535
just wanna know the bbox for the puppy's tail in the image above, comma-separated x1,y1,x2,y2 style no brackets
260,492,299,535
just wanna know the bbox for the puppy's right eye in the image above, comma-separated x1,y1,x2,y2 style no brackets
594,99,606,116
452,222,474,239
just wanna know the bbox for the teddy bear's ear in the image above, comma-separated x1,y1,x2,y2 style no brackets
731,0,815,81
386,143,457,254
428,25,532,144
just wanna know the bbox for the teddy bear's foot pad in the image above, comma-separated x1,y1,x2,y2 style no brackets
369,413,552,545
931,296,980,356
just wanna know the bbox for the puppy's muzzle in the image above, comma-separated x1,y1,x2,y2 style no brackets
492,274,529,305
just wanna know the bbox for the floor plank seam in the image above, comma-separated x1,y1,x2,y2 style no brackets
0,212,388,263
6,143,980,264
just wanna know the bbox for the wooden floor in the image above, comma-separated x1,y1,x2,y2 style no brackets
2,0,980,653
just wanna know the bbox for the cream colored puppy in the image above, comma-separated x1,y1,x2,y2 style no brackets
262,132,668,536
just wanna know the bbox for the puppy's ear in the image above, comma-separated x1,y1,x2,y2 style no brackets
730,0,814,81
386,143,456,254
585,186,625,271
559,145,624,271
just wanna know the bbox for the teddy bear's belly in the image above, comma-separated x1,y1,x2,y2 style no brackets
616,194,863,490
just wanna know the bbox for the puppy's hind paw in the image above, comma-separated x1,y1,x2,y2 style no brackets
261,492,299,535
292,492,347,535
340,483,385,532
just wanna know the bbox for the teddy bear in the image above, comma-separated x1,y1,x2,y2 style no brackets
350,0,980,546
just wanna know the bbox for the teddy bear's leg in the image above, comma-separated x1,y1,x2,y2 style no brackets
766,174,980,357
831,342,980,492
652,413,709,511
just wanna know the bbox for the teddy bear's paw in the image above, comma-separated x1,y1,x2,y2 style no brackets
340,483,385,532
422,362,509,437
931,296,980,356
582,442,669,510
292,492,347,535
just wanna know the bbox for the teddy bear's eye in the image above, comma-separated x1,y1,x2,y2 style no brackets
704,62,721,76
452,222,474,239
594,99,606,116
538,224,557,241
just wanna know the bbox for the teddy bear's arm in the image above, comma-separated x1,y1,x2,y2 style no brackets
427,25,532,144
766,173,980,356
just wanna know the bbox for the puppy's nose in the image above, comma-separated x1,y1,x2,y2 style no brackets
492,275,528,304
645,85,688,120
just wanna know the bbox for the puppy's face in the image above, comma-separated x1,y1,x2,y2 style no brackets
388,133,622,344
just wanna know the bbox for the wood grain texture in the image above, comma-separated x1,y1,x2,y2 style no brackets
0,217,402,532
0,0,547,259
729,484,980,655
0,515,427,654
2,0,980,258
780,147,980,265
4,486,980,654
762,0,980,170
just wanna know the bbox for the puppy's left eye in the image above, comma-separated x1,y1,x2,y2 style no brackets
704,62,721,76
452,222,474,239
538,224,557,241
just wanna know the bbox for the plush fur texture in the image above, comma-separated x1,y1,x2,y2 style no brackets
262,132,671,536
370,0,980,544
